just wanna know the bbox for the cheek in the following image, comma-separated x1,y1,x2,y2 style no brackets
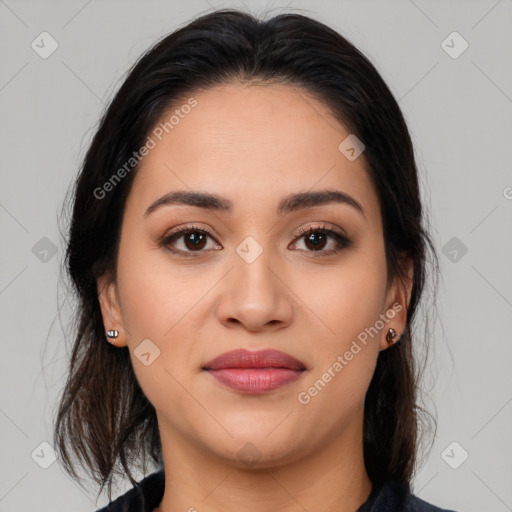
115,233,203,340
295,257,388,346
292,255,387,404
294,269,384,423
115,237,213,405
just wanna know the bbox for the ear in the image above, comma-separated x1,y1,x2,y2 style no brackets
96,273,128,347
379,253,414,352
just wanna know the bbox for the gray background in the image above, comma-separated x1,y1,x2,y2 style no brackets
1,0,511,511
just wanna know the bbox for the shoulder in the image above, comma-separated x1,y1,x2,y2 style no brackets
93,469,165,512
358,480,460,512
403,493,459,512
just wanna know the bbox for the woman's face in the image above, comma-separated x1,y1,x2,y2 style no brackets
98,82,410,469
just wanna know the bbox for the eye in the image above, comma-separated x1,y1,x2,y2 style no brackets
290,224,352,256
159,223,352,258
159,224,221,257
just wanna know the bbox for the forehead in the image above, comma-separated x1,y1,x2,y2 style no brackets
125,82,380,227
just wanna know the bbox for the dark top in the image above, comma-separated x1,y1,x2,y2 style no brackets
94,469,459,512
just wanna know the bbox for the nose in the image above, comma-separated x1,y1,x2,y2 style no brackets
215,247,294,332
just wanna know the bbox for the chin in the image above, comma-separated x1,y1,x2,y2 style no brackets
203,429,308,469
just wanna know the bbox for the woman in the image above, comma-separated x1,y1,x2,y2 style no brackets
54,8,458,512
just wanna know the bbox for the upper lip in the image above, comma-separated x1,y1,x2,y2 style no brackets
203,349,306,371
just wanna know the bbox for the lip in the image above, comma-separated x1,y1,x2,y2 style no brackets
202,349,306,394
203,348,306,371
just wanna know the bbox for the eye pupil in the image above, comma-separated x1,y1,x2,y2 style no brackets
185,232,207,250
305,231,327,251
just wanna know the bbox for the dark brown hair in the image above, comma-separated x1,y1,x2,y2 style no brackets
55,8,439,500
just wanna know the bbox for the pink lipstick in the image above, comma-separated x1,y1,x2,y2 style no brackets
203,348,306,394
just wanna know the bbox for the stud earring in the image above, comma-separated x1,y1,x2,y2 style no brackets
105,329,119,346
386,328,399,344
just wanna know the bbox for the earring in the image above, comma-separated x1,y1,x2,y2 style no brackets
105,329,119,346
386,328,399,344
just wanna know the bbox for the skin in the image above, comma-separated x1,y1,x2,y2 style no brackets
97,82,413,512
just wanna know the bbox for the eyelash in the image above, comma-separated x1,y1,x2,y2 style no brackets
159,223,352,258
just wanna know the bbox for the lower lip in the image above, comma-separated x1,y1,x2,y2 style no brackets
205,368,304,393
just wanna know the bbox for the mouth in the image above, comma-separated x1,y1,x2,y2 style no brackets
202,348,307,394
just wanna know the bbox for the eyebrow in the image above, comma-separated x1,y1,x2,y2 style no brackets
144,189,365,218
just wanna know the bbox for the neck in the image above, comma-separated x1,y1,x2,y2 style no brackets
153,413,373,512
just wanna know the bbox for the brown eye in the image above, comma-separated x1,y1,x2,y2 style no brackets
181,231,207,251
302,230,328,251
291,226,352,256
160,225,221,257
